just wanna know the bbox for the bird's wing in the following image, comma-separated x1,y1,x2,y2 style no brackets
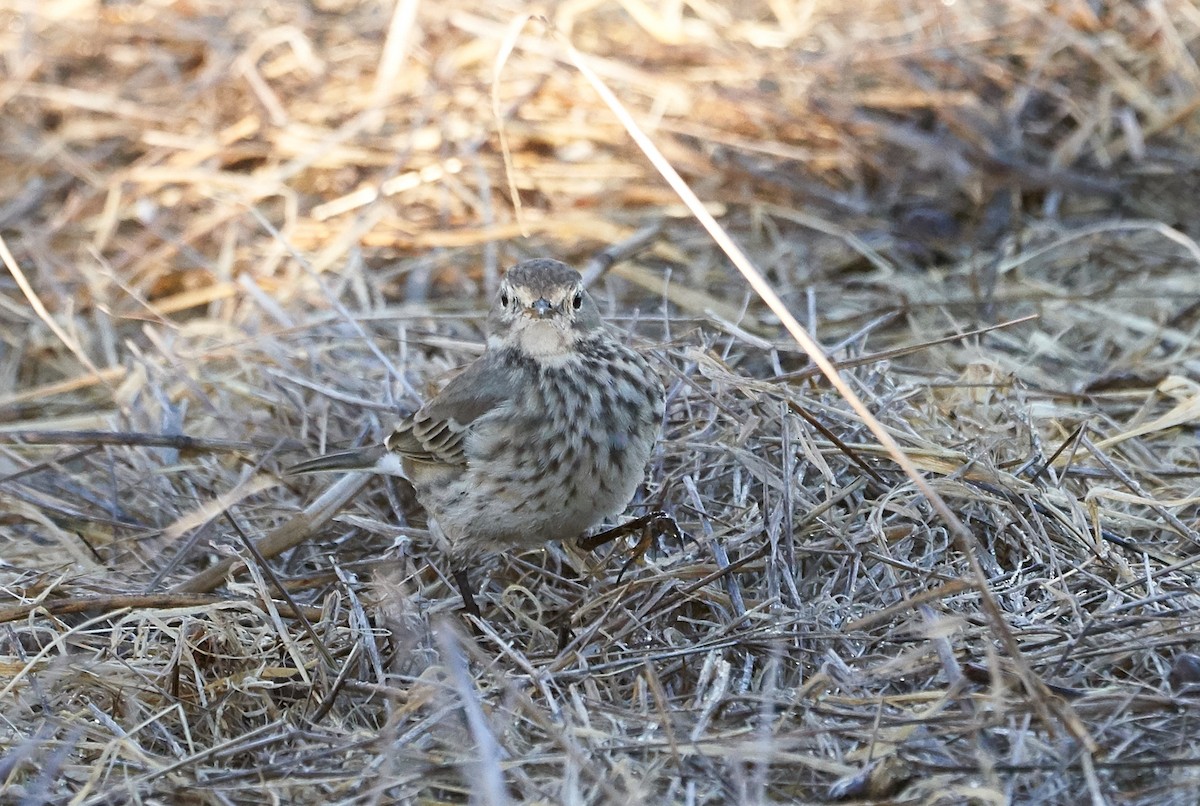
385,356,518,466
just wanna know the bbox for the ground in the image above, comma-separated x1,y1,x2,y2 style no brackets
3,1,1200,804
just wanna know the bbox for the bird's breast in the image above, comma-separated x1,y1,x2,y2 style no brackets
424,339,663,555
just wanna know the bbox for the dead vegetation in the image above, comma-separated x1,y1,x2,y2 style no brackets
3,0,1200,803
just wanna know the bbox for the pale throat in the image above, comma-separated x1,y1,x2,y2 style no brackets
510,319,578,365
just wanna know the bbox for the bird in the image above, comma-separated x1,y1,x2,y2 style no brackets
288,258,667,615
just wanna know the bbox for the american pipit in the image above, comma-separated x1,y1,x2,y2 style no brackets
290,258,666,612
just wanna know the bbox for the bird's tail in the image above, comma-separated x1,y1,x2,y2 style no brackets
285,445,391,475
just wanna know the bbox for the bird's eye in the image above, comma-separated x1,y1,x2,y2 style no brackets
572,292,583,310
500,291,509,307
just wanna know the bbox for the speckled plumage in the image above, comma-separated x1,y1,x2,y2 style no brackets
291,258,665,563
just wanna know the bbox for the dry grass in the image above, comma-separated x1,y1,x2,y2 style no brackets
3,0,1200,803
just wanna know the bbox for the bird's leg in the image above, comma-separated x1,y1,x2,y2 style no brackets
453,566,483,622
577,511,683,580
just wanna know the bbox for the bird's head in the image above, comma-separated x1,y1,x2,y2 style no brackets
488,259,604,360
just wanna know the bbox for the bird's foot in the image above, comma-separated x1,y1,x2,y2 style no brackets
577,511,683,581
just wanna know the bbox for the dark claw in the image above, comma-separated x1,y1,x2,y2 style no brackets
554,612,575,652
578,511,684,581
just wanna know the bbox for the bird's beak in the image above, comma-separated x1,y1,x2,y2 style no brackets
530,298,554,318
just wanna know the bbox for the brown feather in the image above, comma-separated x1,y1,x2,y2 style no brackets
383,355,520,466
